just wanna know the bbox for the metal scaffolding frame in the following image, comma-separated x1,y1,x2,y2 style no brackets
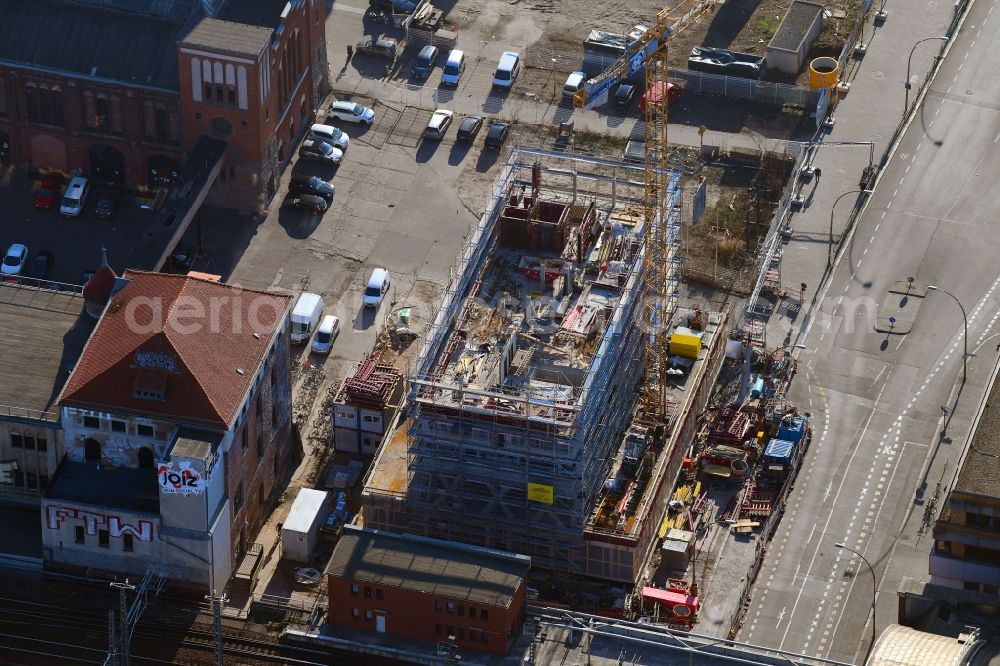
389,150,682,573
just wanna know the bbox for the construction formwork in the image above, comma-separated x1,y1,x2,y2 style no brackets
364,149,683,575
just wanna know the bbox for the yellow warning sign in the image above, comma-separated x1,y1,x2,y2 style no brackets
527,483,554,505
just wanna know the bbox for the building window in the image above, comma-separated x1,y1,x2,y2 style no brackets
457,628,464,640
985,584,999,595
98,529,110,548
36,436,47,452
365,610,373,621
137,424,155,438
435,623,443,635
227,85,237,106
123,534,134,552
481,632,488,645
434,600,442,612
39,474,49,489
74,526,85,544
83,416,100,429
0,79,7,116
364,586,371,598
352,608,359,618
964,581,981,592
480,609,488,621
934,540,951,555
204,82,213,101
469,628,478,642
26,472,36,489
111,420,127,433
25,83,64,126
12,470,23,487
376,589,384,601
351,583,359,595
235,482,244,512
241,427,249,453
446,625,454,637
447,602,454,613
22,435,34,451
10,433,21,449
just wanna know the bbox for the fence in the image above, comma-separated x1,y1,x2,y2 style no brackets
669,69,820,108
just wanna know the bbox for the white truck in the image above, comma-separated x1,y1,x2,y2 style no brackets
290,292,324,344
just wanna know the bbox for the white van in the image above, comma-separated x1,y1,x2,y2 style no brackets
308,123,350,150
60,176,89,217
363,268,390,309
440,49,466,86
290,292,324,344
492,51,521,91
311,315,341,354
563,71,586,99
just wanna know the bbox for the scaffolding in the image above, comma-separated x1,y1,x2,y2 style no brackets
364,150,683,574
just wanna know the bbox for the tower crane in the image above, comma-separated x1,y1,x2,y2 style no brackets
574,0,718,420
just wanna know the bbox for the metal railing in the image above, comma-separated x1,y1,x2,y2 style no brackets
0,403,60,423
669,68,820,107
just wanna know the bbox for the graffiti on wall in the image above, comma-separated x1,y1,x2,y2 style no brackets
45,504,154,542
156,459,205,495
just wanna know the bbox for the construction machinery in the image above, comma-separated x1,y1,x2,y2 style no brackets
573,1,719,418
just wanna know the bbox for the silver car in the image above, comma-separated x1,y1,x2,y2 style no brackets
328,101,375,126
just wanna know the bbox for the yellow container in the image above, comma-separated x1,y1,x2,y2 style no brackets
670,331,702,359
809,57,839,89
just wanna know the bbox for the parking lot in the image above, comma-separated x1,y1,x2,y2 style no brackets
0,172,154,287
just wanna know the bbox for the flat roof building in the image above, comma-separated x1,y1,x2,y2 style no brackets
0,283,94,503
325,525,530,655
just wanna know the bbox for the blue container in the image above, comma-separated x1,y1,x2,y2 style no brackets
750,377,765,399
778,416,806,444
764,438,794,464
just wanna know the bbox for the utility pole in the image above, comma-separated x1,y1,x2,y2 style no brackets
110,579,135,666
105,609,119,666
206,590,227,666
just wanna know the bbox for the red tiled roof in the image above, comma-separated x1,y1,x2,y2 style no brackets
59,271,291,429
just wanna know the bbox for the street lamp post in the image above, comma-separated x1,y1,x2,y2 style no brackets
835,543,877,656
905,36,949,113
828,189,873,270
927,285,969,383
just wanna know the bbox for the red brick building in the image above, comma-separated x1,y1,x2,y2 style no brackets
43,271,294,591
0,0,328,212
325,526,531,657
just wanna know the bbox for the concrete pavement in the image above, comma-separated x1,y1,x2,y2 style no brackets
738,0,1000,663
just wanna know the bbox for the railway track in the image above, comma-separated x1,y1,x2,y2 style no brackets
0,594,383,665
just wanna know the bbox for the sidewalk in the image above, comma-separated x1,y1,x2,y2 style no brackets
765,1,958,350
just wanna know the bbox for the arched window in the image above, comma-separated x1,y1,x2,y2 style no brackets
137,447,154,469
84,438,101,462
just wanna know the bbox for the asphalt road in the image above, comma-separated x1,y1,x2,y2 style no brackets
742,0,1000,661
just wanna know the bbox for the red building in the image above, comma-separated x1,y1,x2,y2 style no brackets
325,526,531,656
43,270,295,591
0,0,328,212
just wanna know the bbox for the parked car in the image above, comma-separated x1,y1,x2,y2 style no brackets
291,174,335,202
34,179,58,210
363,268,391,308
355,37,398,61
614,83,636,107
440,49,466,86
284,193,329,214
492,51,521,91
163,248,195,274
456,115,483,144
484,120,511,149
1,243,28,281
311,314,341,354
27,250,53,280
309,124,350,150
94,196,117,220
59,176,89,217
300,140,343,165
411,44,440,80
563,71,586,99
328,101,375,126
423,109,454,140
639,81,682,113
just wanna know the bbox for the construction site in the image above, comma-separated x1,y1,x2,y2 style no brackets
357,0,812,636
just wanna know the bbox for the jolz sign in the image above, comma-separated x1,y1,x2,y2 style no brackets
156,460,205,495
